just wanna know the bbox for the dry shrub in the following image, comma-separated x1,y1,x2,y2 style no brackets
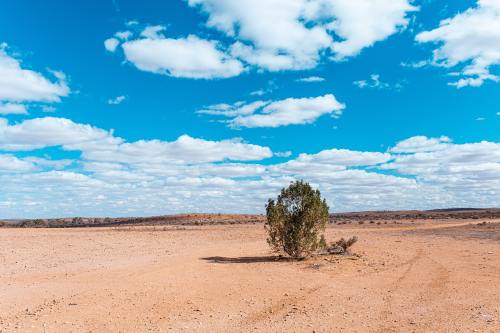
324,236,358,255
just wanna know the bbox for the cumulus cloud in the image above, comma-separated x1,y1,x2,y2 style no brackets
382,138,500,198
295,149,391,166
106,1,417,77
390,135,452,153
231,94,345,128
123,34,244,79
0,127,498,217
189,0,332,70
0,103,28,115
188,0,417,70
0,117,273,164
78,135,273,164
416,0,500,87
0,154,36,172
325,0,418,58
105,25,245,79
0,47,69,105
198,94,345,128
0,117,113,151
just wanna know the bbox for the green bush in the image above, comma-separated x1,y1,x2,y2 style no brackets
265,180,329,259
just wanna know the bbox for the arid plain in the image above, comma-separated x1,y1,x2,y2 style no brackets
1,211,499,332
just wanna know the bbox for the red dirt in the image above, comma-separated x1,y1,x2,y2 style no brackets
1,219,499,332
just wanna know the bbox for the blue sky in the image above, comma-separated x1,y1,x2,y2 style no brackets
0,0,499,218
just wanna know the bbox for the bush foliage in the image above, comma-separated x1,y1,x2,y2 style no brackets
265,180,329,258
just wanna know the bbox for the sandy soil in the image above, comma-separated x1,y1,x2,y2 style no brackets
1,220,499,332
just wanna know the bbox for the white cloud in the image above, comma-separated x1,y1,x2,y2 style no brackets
24,156,73,169
104,38,120,52
0,154,35,172
0,128,498,217
0,117,273,164
41,106,56,113
230,94,345,128
188,0,417,70
400,60,428,68
249,89,266,96
476,117,486,121
107,1,416,77
78,134,273,164
189,0,332,70
140,25,166,39
296,76,325,82
115,30,132,40
126,20,139,27
385,137,500,177
199,94,345,128
0,47,69,103
108,95,126,105
390,135,452,153
382,140,500,196
249,80,277,96
0,117,113,151
275,151,292,158
119,29,245,79
325,0,418,58
416,0,500,87
295,149,391,166
196,100,267,117
353,74,402,90
0,103,28,115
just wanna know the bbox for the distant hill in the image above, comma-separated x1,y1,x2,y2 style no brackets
1,208,499,228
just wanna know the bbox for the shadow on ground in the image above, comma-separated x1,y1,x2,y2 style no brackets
201,256,293,264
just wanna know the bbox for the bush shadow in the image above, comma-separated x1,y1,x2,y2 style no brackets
200,255,294,264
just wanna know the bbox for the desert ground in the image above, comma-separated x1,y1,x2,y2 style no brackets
1,215,500,332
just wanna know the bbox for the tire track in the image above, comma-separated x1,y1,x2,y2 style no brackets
375,247,451,333
240,284,323,327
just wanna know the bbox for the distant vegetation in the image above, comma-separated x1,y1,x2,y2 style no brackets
0,214,266,228
1,207,499,229
18,219,48,228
